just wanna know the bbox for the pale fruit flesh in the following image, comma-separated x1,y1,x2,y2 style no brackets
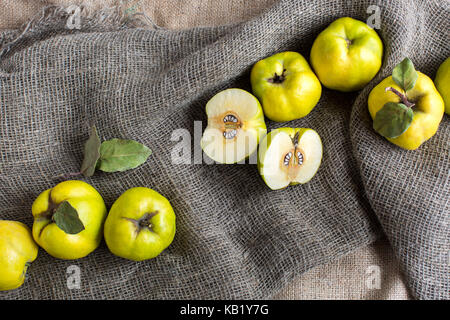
258,128,322,190
201,88,267,164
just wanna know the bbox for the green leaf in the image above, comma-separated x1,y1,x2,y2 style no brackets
392,58,418,91
97,139,152,172
80,125,101,177
373,102,414,139
52,201,85,234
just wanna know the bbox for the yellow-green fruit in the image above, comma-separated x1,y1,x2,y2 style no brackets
32,180,107,260
251,51,322,122
200,88,267,164
104,187,176,261
0,220,38,291
258,128,323,190
434,57,450,115
310,17,383,92
368,72,444,150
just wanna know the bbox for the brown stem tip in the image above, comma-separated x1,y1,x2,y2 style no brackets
385,87,415,108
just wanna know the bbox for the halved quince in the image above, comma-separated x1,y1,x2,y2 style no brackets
258,128,322,190
201,88,267,164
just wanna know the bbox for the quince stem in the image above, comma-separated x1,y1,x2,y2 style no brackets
385,87,415,108
291,131,301,165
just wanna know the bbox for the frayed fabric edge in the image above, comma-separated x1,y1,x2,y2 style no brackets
0,4,159,60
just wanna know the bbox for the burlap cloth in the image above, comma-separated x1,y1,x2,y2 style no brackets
0,0,447,300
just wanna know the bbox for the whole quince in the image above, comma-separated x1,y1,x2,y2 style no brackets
310,17,383,92
0,220,38,291
368,58,444,150
32,180,107,259
251,51,322,122
434,57,450,115
104,187,176,261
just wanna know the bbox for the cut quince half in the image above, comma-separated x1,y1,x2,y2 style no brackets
258,128,322,190
201,88,267,164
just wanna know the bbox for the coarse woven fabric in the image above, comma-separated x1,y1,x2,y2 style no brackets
274,239,413,300
0,0,448,300
0,1,414,301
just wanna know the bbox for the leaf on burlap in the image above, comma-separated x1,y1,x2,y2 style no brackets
97,139,152,172
80,125,101,177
